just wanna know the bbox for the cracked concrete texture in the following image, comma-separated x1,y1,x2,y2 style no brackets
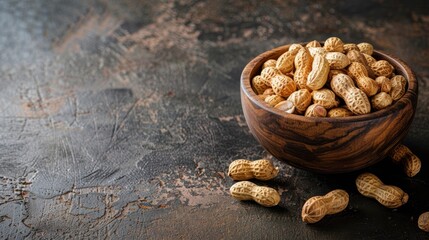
0,0,428,239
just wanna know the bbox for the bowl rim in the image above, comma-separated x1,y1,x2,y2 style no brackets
241,43,418,123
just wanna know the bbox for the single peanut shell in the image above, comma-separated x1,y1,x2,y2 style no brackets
261,67,281,87
307,53,330,90
389,144,421,177
252,75,269,95
306,40,321,48
356,173,408,208
343,43,359,52
287,89,312,114
390,75,407,100
328,107,354,117
346,50,376,78
302,189,349,223
325,52,350,69
230,181,280,207
262,59,277,69
418,212,429,232
371,60,394,77
274,100,295,113
375,76,392,93
371,92,393,110
271,74,296,97
276,50,298,74
228,159,279,181
312,88,339,109
357,42,374,55
294,48,313,89
305,104,327,117
265,95,284,107
324,37,344,52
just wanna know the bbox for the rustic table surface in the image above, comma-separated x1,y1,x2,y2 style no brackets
0,0,428,239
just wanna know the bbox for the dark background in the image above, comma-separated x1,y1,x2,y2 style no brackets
0,0,428,239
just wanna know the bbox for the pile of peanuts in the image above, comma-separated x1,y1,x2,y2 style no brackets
227,144,428,232
252,37,407,117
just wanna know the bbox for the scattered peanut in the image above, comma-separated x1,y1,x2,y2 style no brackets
301,189,349,223
389,144,421,177
418,212,429,232
356,173,408,208
230,181,280,207
228,159,279,181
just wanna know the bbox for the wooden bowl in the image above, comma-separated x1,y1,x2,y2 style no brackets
241,44,418,173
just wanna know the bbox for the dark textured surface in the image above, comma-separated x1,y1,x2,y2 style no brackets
0,0,428,239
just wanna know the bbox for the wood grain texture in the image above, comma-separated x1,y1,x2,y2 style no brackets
241,47,418,173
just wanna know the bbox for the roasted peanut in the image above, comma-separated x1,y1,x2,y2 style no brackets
265,95,284,107
325,52,350,70
330,74,371,115
390,75,407,100
276,49,299,74
324,37,344,52
261,67,281,87
228,159,279,181
348,62,379,97
418,212,429,232
357,42,374,55
301,189,349,223
274,100,295,113
389,144,421,177
371,92,393,110
262,59,277,69
307,53,330,90
252,75,269,95
371,60,394,77
263,88,275,95
289,43,304,53
230,181,280,207
343,43,359,52
327,107,354,117
306,40,321,48
271,74,296,97
308,47,327,58
346,50,376,78
305,104,327,117
356,173,408,208
363,53,376,66
375,76,392,93
312,88,339,109
287,89,312,114
294,48,313,89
